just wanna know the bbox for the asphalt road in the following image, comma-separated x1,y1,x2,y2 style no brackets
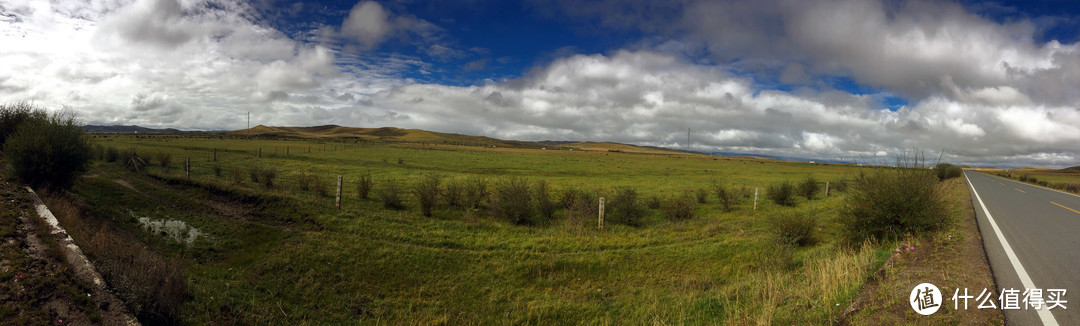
965,171,1080,325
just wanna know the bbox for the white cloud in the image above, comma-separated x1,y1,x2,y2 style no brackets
340,1,391,50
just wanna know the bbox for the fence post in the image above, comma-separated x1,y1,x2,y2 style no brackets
753,187,759,210
185,157,190,179
825,182,830,197
213,148,217,162
332,175,341,208
286,146,289,155
598,197,605,229
258,148,261,158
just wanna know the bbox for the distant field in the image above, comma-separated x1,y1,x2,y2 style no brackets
71,133,896,324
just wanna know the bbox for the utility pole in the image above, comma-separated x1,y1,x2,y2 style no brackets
247,112,250,130
686,128,690,160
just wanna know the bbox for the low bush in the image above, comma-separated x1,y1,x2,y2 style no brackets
830,179,849,193
444,178,463,207
695,188,709,204
934,163,963,181
250,167,277,188
767,181,797,207
560,187,598,220
713,181,739,212
104,147,120,163
662,193,695,221
356,172,374,200
797,176,819,200
840,166,949,243
296,172,316,191
534,180,557,220
646,195,662,209
2,107,91,189
413,174,441,217
768,211,818,247
228,167,244,185
156,152,172,168
463,177,489,209
0,102,35,146
492,177,533,224
380,179,406,210
608,187,646,226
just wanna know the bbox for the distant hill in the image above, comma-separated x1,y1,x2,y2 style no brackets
1062,166,1080,172
84,125,188,133
230,125,687,154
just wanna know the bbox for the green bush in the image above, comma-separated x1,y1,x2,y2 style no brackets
797,176,819,200
662,193,695,221
840,167,949,243
0,102,35,146
713,181,739,212
768,211,818,247
2,108,91,189
1019,175,1030,182
830,179,849,193
228,167,244,185
380,179,406,210
155,152,172,168
258,167,277,188
356,172,374,200
463,177,489,209
104,147,120,163
296,172,316,191
767,181,797,207
696,188,709,204
444,178,463,207
492,177,534,224
646,195,662,209
608,187,646,226
413,174,441,217
534,180,557,220
934,163,963,181
560,187,598,220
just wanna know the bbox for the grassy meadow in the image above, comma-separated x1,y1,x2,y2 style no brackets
61,133,901,324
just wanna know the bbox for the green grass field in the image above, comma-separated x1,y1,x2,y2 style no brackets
69,134,899,324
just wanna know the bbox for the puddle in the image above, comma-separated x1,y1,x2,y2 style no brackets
129,210,204,246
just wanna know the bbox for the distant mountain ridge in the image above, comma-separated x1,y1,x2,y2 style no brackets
84,125,190,133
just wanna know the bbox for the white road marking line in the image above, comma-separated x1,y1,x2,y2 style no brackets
966,172,1058,325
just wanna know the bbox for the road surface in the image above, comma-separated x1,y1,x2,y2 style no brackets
965,171,1080,325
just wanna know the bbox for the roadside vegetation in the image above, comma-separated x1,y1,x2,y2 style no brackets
994,168,1080,195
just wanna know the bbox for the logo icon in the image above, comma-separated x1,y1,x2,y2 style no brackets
910,283,942,315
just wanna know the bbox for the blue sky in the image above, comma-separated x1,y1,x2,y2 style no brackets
2,0,1080,167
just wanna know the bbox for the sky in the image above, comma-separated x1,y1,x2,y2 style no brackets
1,0,1079,168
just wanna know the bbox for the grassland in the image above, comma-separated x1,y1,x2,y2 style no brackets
985,166,1080,194
56,133,930,324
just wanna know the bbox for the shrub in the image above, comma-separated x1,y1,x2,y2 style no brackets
296,172,316,191
156,152,172,168
713,181,739,212
646,195,662,209
608,187,646,226
444,178,463,207
934,163,963,181
560,187,598,220
662,193,695,221
491,177,533,224
1038,180,1049,187
357,172,374,200
768,211,818,247
2,108,91,189
104,146,120,163
830,179,849,193
228,167,244,185
797,176,819,200
534,180,557,220
380,179,406,210
767,181,797,207
463,177,489,209
413,174,441,217
249,168,261,183
0,102,35,146
840,166,949,243
695,188,709,204
257,167,277,188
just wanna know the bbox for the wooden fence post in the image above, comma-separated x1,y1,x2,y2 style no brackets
336,175,343,209
753,187,759,210
213,148,217,162
258,148,261,158
598,197,605,229
825,182,830,197
286,146,289,155
185,157,190,179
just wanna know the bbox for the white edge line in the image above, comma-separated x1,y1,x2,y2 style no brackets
965,171,1058,325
